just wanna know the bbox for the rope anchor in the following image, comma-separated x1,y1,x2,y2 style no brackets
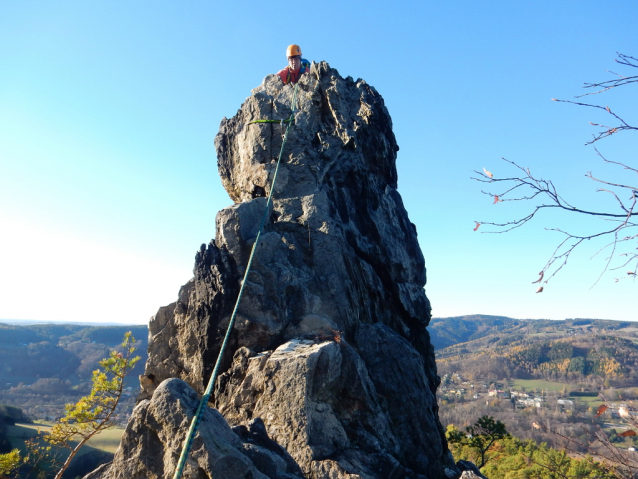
247,117,294,125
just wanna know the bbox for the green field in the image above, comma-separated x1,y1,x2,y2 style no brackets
572,394,604,407
508,379,567,392
5,421,52,454
85,427,124,453
7,422,124,455
508,379,607,409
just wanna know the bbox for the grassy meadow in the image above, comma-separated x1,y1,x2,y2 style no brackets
6,421,124,455
508,379,566,392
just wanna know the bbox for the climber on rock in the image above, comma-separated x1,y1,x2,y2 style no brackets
277,44,310,85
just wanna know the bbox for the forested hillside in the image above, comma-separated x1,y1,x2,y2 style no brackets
432,316,638,385
429,315,525,349
0,322,148,421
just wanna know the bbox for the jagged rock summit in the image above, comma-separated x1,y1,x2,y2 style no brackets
91,62,459,479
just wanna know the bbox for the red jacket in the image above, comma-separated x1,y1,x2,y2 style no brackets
277,59,310,84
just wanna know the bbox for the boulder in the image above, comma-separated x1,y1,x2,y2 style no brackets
215,333,436,478
85,378,304,479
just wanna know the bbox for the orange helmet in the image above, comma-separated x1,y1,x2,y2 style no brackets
286,44,302,57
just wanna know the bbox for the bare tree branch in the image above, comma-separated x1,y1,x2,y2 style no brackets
473,53,638,290
578,53,638,96
548,53,638,145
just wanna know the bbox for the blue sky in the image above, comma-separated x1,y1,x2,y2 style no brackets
1,1,636,324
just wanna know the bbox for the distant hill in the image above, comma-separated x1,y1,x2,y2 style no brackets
0,318,141,326
430,315,638,385
0,322,149,421
429,315,526,349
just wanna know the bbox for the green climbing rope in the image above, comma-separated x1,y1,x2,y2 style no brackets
247,118,293,124
172,82,300,479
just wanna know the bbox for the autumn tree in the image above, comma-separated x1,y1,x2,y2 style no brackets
474,53,637,289
527,397,638,479
0,449,20,477
0,332,139,479
48,332,139,479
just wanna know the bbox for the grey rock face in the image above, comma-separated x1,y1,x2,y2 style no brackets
215,335,439,478
135,62,456,478
85,378,304,479
456,461,489,479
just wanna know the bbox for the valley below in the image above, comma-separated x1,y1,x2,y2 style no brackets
2,314,638,477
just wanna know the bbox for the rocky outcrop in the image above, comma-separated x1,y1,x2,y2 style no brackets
456,461,489,479
85,378,305,479
104,61,459,479
214,331,444,478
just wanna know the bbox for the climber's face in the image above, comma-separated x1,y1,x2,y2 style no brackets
288,55,301,72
